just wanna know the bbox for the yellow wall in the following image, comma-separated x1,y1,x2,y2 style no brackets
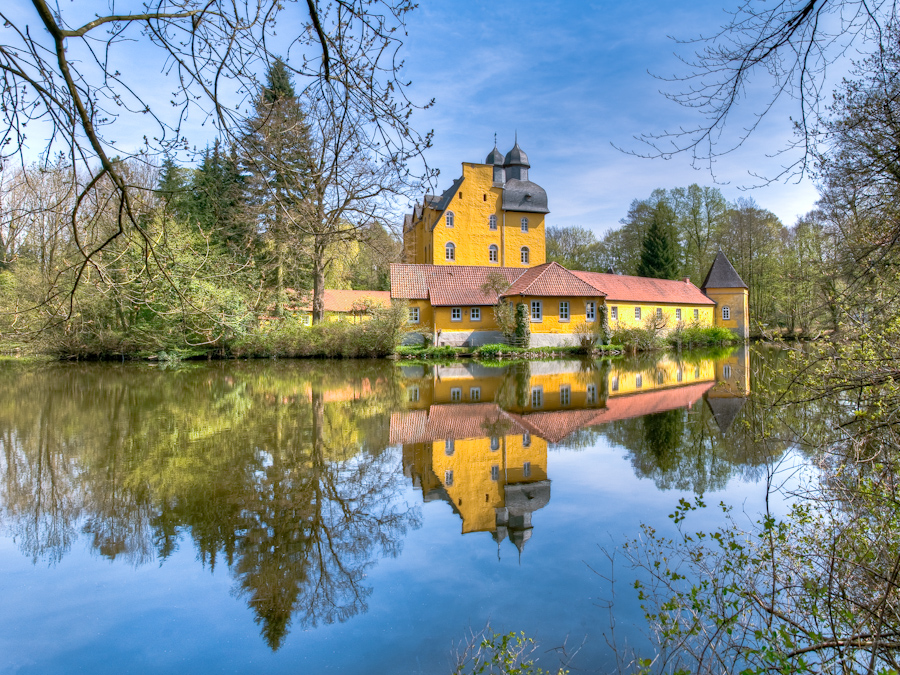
608,357,715,396
433,305,500,332
605,301,714,331
513,295,601,334
404,163,546,268
705,288,749,338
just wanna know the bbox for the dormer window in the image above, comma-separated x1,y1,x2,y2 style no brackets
446,212,454,228
521,217,529,233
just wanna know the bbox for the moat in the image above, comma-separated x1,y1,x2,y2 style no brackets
0,347,798,674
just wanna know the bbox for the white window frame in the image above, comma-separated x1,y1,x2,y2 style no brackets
656,307,663,320
491,465,500,481
489,214,497,230
522,432,531,447
694,308,699,320
523,461,531,478
445,211,454,228
611,376,619,392
635,306,641,321
469,386,481,401
470,307,481,321
560,385,571,406
451,307,462,322
488,244,498,263
611,306,618,321
586,301,595,321
408,386,419,402
587,384,597,404
450,387,462,402
521,217,529,232
531,386,543,409
559,301,570,322
409,306,420,324
445,439,455,456
445,242,455,261
724,364,732,379
722,305,731,320
530,300,542,322
635,374,643,388
490,436,500,451
677,369,683,382
520,246,530,264
444,469,454,486
675,308,682,322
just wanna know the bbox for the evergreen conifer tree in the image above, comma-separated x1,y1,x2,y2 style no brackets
190,139,248,251
636,203,681,279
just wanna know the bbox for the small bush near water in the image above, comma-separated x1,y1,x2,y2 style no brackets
668,324,737,347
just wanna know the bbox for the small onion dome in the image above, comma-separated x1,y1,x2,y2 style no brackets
503,142,530,168
486,145,505,165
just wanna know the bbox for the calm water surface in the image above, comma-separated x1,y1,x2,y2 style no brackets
0,347,794,674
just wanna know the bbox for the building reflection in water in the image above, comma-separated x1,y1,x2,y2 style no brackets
392,347,750,556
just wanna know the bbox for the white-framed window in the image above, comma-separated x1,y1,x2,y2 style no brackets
531,300,542,322
444,469,454,486
521,217,529,232
491,465,500,481
522,432,531,447
559,301,570,321
302,314,312,326
489,244,498,262
657,370,665,384
445,211,454,228
489,214,497,230
523,461,531,478
586,301,595,321
470,307,481,321
694,308,699,320
470,387,481,401
611,376,619,392
450,387,462,402
521,246,530,264
445,439,455,455
724,364,732,379
635,306,641,321
695,367,701,378
722,305,731,320
676,308,682,321
409,306,420,323
587,384,597,404
490,436,500,451
451,307,462,321
560,385,571,406
445,241,455,261
676,369,683,382
635,374,643,388
408,386,419,402
656,307,663,320
611,306,618,321
531,386,543,408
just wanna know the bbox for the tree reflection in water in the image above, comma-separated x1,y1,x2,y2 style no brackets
0,360,419,650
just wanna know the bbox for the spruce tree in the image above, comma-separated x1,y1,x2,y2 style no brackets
189,139,248,251
240,58,313,315
636,203,681,280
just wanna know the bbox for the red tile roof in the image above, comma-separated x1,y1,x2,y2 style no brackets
389,404,526,444
571,271,715,305
391,264,523,306
287,289,391,312
502,262,606,298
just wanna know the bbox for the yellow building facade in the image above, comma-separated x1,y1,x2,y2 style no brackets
403,142,547,268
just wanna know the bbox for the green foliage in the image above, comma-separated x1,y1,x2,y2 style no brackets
636,206,681,280
610,326,667,352
668,324,737,347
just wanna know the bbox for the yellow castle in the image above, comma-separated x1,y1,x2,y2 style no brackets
393,140,750,347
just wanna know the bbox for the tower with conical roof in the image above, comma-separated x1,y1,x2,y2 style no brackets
701,250,749,339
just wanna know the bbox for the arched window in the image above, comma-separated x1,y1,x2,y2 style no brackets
722,305,731,320
520,246,530,264
445,242,456,261
520,217,529,232
445,211,454,228
489,214,497,230
489,244,498,262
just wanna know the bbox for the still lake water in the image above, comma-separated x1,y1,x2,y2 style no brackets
0,347,796,674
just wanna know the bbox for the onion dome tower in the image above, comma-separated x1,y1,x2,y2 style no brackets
486,143,505,184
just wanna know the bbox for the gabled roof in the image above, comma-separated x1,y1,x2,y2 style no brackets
502,262,604,298
391,264,524,305
701,251,748,290
571,270,715,305
426,177,465,230
705,395,746,433
287,289,391,313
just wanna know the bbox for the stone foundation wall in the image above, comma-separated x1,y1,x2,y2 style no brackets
435,330,506,347
528,333,580,348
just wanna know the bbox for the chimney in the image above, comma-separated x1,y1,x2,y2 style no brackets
683,277,691,283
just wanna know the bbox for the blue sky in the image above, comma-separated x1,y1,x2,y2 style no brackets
398,0,824,235
8,0,826,235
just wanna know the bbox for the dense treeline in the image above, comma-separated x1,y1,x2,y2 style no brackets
0,61,406,358
547,188,840,337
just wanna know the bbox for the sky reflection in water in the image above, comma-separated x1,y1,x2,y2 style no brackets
0,347,793,674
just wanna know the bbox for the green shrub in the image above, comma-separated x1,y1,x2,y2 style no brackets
474,343,508,357
669,323,738,347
